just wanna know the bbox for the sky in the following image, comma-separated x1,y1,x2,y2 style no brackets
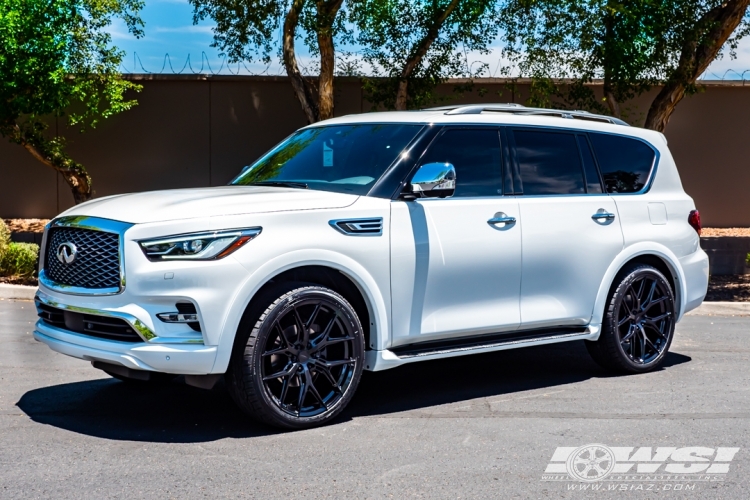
110,0,750,80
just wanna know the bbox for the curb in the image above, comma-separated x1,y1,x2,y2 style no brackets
0,283,38,301
686,301,750,316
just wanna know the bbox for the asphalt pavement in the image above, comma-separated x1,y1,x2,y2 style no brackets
1,297,748,499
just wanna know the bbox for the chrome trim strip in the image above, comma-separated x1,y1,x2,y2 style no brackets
329,218,384,236
40,216,134,296
395,331,591,359
39,270,121,295
35,292,204,345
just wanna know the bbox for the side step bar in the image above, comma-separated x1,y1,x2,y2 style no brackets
390,327,590,359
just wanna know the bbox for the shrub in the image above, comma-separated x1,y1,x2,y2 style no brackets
0,242,39,278
0,219,9,257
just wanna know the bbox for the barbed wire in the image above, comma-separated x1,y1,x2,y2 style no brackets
118,51,750,83
698,69,750,82
119,51,285,76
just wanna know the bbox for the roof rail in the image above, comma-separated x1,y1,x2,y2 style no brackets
423,103,525,112
423,103,629,126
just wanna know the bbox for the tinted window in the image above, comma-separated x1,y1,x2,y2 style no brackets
513,130,585,195
232,124,422,195
589,133,656,193
420,128,503,197
577,135,603,194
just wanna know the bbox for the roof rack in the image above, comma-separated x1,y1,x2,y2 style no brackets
422,103,629,126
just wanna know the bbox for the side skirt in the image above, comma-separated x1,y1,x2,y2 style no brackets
364,325,599,371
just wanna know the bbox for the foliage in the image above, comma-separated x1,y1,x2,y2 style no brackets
191,0,347,66
351,0,499,109
191,0,349,122
0,0,144,202
497,0,750,129
0,242,39,278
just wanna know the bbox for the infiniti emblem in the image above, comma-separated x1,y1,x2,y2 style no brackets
56,242,77,264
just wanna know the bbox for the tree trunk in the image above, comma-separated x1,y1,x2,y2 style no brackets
316,0,344,121
6,124,92,204
602,7,621,119
283,0,320,123
603,88,621,118
645,0,750,131
394,0,461,110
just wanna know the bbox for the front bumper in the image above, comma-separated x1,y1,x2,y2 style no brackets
32,277,243,374
34,317,218,375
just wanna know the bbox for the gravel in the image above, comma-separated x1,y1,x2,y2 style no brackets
2,219,49,233
702,228,750,237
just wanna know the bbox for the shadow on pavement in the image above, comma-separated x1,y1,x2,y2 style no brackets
16,341,690,443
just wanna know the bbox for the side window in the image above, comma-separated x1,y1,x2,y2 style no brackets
512,129,585,195
589,133,656,193
577,135,603,194
420,128,503,197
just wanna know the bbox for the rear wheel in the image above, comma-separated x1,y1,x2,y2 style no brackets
226,284,365,429
586,264,675,373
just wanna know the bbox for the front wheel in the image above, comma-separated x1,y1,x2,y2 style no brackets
586,264,676,373
226,285,365,429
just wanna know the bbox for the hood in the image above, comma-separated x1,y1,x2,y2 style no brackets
58,186,359,224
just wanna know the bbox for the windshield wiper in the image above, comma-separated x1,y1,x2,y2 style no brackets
246,181,309,189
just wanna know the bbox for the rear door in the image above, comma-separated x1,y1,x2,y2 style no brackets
510,128,624,328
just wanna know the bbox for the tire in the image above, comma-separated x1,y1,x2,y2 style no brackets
586,264,676,373
226,284,365,429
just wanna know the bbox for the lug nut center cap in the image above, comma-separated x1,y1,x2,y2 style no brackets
298,352,310,363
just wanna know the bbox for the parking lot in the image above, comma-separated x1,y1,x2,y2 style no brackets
1,297,748,499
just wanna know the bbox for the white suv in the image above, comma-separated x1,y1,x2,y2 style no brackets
34,104,709,429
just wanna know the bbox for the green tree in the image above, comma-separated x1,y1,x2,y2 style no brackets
0,0,144,204
192,0,348,123
498,0,750,131
352,0,499,110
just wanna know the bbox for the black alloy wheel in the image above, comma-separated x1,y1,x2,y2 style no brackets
227,285,364,429
586,264,675,373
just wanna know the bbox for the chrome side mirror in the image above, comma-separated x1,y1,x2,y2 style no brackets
410,162,456,198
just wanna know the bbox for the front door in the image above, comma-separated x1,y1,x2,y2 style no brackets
390,127,522,347
509,128,624,328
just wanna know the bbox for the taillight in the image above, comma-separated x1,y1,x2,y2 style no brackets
688,210,701,235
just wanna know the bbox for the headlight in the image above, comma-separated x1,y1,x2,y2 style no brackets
138,227,262,261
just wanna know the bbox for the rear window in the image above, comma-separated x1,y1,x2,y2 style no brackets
589,133,656,193
513,130,585,195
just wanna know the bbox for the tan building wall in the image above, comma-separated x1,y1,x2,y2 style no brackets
0,76,747,226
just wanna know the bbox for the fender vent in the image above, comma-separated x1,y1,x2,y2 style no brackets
329,218,383,236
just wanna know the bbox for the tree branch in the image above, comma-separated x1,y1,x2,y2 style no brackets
4,123,92,204
645,0,750,131
394,0,461,110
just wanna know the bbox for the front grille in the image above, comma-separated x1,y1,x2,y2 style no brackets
45,227,121,290
36,301,143,343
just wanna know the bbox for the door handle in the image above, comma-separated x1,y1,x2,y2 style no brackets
488,214,516,226
591,211,616,221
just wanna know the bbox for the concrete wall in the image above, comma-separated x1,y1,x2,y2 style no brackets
0,76,748,226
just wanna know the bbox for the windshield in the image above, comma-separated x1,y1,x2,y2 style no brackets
231,124,423,195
